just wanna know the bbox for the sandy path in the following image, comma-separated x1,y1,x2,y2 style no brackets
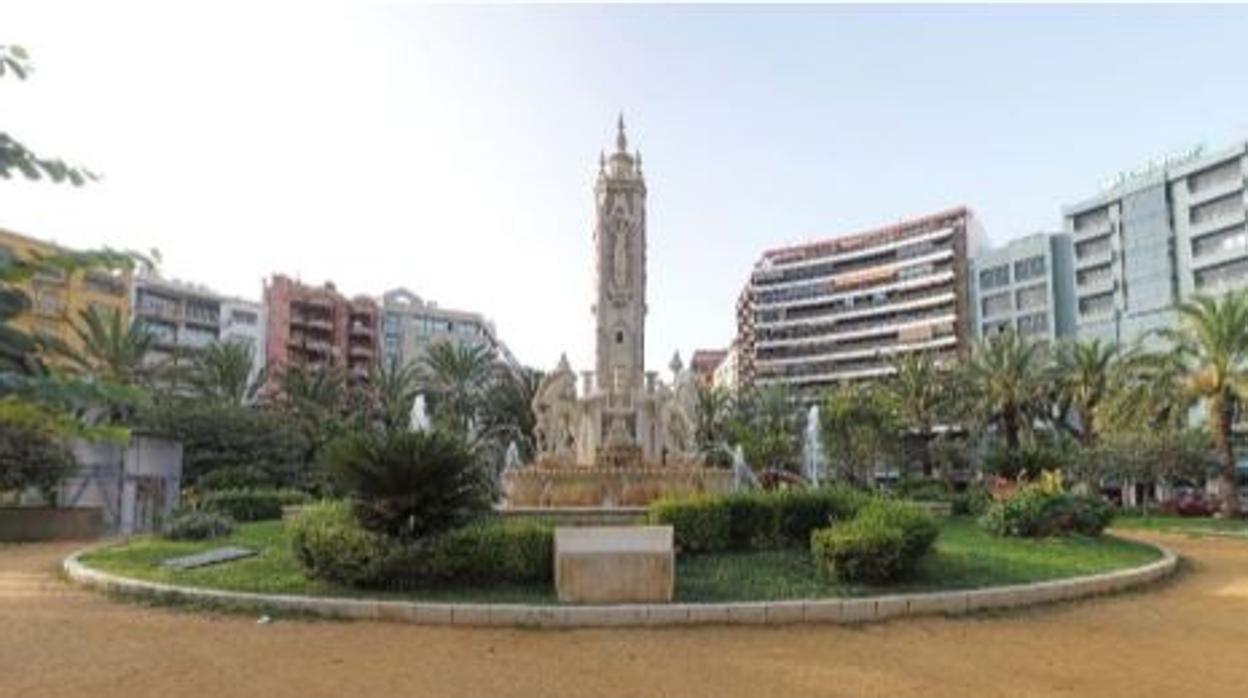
2,533,1246,698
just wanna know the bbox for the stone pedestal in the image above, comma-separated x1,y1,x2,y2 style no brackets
555,526,674,604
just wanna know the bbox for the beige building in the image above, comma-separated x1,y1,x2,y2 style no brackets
379,288,519,373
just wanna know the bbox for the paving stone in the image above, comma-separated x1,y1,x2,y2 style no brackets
764,601,805,625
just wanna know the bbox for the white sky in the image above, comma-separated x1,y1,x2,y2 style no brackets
7,3,1248,373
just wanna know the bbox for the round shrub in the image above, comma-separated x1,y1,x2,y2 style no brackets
0,420,76,503
200,488,286,522
288,501,390,586
324,429,492,542
417,519,554,585
895,478,951,503
951,485,991,516
853,500,939,565
162,510,234,541
197,466,274,492
811,519,908,584
980,487,1113,538
647,496,730,553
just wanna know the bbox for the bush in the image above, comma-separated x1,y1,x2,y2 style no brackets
982,444,1066,480
197,466,274,492
811,519,908,584
162,510,234,541
289,501,390,586
416,518,554,585
0,420,76,502
895,478,951,503
647,486,868,554
980,487,1113,538
951,485,991,516
810,498,939,584
324,429,491,541
200,488,286,522
647,496,731,553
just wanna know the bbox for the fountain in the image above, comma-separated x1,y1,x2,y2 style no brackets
802,405,826,487
409,394,430,432
500,118,731,508
503,440,521,473
732,445,760,491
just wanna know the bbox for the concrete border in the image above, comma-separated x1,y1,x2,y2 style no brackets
63,542,1177,629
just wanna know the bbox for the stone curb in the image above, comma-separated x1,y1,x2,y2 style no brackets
63,542,1177,629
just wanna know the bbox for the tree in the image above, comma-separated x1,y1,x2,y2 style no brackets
368,356,422,434
1054,339,1118,445
1,45,95,185
961,331,1047,453
693,384,734,466
0,417,76,503
185,340,265,406
820,382,903,484
729,385,800,484
476,365,543,462
266,363,353,471
58,306,156,387
1158,293,1248,517
886,352,948,476
420,341,494,435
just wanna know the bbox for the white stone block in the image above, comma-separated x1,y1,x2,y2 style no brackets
555,526,674,604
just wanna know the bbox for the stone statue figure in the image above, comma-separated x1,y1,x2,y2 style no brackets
612,222,628,291
532,354,578,457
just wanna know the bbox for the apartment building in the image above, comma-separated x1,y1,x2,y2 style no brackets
263,275,378,382
379,287,519,374
736,206,980,392
969,232,1076,344
0,228,131,363
1064,140,1247,346
689,349,729,387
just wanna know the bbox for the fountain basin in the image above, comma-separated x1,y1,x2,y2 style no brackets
501,466,732,508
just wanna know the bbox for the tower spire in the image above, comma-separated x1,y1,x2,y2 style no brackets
616,112,627,152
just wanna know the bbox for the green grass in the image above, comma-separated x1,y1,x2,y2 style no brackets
81,517,1162,605
1111,515,1248,538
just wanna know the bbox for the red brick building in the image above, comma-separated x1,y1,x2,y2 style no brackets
263,275,378,383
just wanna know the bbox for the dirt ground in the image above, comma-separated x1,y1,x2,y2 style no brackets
2,533,1247,698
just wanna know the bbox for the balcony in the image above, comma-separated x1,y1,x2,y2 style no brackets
349,321,374,337
289,337,332,354
291,314,334,332
348,344,374,359
1188,205,1246,240
1072,217,1113,239
1074,245,1113,270
1075,272,1116,296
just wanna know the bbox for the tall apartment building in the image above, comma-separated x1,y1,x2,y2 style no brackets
263,275,378,382
1064,141,1247,346
969,232,1076,344
379,288,520,374
131,271,268,380
0,228,132,363
736,206,980,392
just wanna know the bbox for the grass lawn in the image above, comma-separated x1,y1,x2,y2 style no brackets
80,517,1162,605
1111,515,1248,538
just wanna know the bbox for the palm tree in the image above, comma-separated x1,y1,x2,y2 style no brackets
888,352,946,476
187,340,264,405
1098,347,1190,435
693,384,735,465
61,306,155,386
267,362,352,469
962,330,1046,454
1159,293,1248,517
370,356,422,433
420,341,495,435
477,365,543,461
1054,339,1119,445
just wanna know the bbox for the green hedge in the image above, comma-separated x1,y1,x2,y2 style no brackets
201,488,308,522
811,500,939,584
646,486,868,554
289,502,554,588
162,510,235,541
980,488,1113,538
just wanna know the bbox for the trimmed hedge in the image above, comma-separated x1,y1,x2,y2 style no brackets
200,488,309,522
980,487,1113,538
289,501,554,588
162,510,235,541
646,486,868,554
811,500,939,584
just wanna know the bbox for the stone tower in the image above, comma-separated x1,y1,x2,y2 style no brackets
593,114,647,398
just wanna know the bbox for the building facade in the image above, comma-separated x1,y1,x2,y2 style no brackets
131,271,226,370
1064,141,1247,346
736,206,980,392
0,228,131,363
219,297,267,381
263,275,378,383
689,349,728,387
379,288,518,374
711,343,740,393
969,232,1076,344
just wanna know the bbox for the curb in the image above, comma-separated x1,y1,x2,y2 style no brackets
63,543,1177,628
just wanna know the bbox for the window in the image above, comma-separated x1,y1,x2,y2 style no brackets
1013,255,1046,282
84,271,125,297
1077,264,1113,287
1073,207,1110,233
1075,236,1112,261
1079,293,1114,318
383,314,400,332
982,319,1011,336
1187,159,1241,195
979,265,1009,291
616,330,624,344
1015,284,1047,312
980,292,1011,318
1191,225,1247,258
230,310,258,326
1017,312,1049,336
1190,191,1243,226
1195,257,1248,292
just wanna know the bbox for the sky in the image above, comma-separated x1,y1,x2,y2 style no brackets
5,3,1248,373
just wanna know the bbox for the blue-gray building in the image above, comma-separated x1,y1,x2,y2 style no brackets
1064,141,1247,347
969,232,1076,344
